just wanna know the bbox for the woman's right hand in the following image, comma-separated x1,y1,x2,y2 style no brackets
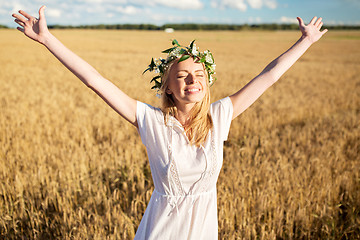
12,6,49,44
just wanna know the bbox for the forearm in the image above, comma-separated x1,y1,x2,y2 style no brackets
12,6,139,126
230,36,315,119
260,36,313,82
42,32,102,86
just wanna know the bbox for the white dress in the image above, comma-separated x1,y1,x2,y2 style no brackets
134,97,233,240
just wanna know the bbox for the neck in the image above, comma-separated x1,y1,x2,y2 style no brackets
175,103,195,126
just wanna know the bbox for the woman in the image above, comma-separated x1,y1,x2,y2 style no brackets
12,6,327,239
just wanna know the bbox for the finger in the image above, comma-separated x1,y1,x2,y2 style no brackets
297,17,305,27
318,22,323,30
12,13,27,23
321,29,328,35
39,5,46,20
310,16,317,25
315,17,322,27
18,10,34,20
17,27,24,33
14,19,25,27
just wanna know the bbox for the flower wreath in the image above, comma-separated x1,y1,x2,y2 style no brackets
143,39,216,95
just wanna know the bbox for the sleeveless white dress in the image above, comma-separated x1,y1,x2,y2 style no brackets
134,97,233,240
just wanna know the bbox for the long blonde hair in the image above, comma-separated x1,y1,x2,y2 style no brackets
160,59,213,147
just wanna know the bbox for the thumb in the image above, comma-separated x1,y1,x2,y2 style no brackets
297,17,305,27
39,5,46,20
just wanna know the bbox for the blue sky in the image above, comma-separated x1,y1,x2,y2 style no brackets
1,0,359,27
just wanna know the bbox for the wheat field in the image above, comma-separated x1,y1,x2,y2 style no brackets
0,29,359,239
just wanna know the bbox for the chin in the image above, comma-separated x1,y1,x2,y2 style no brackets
184,94,206,103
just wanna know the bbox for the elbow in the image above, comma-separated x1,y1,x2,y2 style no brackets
259,70,279,86
83,73,103,89
86,78,100,91
86,82,94,90
269,72,280,84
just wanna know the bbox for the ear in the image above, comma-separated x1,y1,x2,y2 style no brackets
166,88,172,94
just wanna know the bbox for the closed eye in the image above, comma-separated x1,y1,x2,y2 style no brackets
177,75,187,79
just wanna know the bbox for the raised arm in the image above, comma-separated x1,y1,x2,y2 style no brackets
229,16,328,120
12,6,138,127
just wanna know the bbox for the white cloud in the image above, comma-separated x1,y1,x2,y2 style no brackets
46,8,62,18
221,0,247,11
154,0,204,10
10,2,27,14
279,16,298,24
210,1,218,8
247,0,262,9
0,8,7,15
264,0,277,9
115,5,139,15
212,0,277,11
76,0,127,3
80,0,103,3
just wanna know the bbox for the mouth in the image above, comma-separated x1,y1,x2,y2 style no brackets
184,88,201,93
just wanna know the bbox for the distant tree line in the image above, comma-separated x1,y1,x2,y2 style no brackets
1,23,359,30
46,23,360,31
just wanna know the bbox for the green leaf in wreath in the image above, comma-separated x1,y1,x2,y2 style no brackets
178,54,190,63
150,75,161,83
162,47,176,53
172,39,180,46
189,40,195,50
143,67,150,74
199,57,206,63
179,48,186,55
150,58,156,68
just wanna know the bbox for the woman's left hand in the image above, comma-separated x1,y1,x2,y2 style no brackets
297,16,328,43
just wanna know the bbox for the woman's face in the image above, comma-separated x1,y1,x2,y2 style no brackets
166,57,208,109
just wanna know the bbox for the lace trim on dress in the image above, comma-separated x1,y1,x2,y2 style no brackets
165,120,218,215
168,146,186,196
199,134,217,192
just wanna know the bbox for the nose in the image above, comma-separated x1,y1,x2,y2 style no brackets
185,73,196,84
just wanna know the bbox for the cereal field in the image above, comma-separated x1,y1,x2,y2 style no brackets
0,29,359,239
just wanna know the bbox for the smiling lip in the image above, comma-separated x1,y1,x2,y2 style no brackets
184,88,201,94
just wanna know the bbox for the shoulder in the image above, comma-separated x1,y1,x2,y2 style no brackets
137,101,162,115
136,101,166,145
210,97,234,141
210,97,233,117
136,101,164,125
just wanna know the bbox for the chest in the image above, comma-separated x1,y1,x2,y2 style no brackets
170,128,213,188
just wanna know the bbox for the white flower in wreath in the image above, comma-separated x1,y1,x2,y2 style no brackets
154,58,162,67
205,54,213,64
211,64,216,71
191,43,198,56
209,75,214,85
170,48,181,58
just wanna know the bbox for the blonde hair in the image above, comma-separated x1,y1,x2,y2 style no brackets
160,59,213,147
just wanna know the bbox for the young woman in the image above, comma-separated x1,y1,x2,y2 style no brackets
12,6,328,239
